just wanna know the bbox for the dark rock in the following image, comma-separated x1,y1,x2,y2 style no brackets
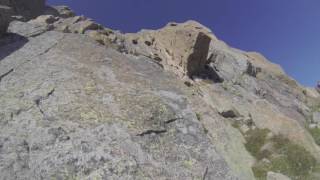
186,32,211,77
219,109,240,118
246,61,261,77
1,0,46,21
0,5,12,37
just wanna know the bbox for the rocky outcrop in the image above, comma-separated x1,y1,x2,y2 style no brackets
123,21,216,78
0,21,237,179
1,2,320,180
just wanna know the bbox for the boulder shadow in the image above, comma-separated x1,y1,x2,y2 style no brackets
0,33,28,61
187,32,224,83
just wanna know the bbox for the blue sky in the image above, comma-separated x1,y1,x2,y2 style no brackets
48,0,320,87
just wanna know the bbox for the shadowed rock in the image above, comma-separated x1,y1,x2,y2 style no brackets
0,5,12,37
1,0,45,21
186,32,211,78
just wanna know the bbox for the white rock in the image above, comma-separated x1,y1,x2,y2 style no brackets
267,172,291,180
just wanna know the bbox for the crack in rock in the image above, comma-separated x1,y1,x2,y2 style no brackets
34,88,55,118
0,68,14,82
164,117,183,124
137,129,167,137
137,117,183,136
38,41,59,56
202,167,208,180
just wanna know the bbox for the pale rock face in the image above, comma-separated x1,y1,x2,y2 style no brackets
207,41,250,82
313,112,320,124
246,52,285,76
305,87,320,98
28,15,59,25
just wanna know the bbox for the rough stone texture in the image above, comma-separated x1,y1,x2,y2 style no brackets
123,21,216,78
28,15,59,25
1,4,320,180
267,172,291,180
246,52,285,76
0,21,237,180
8,20,50,37
207,41,249,82
0,0,45,20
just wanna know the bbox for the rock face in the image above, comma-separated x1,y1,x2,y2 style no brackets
123,21,215,78
0,23,236,180
1,2,320,180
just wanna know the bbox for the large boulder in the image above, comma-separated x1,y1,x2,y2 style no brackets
123,21,215,78
1,0,45,20
207,42,249,82
267,172,291,180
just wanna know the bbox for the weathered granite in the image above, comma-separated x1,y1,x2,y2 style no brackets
0,22,237,180
1,2,320,180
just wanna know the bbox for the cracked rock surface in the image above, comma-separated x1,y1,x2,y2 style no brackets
0,22,236,179
1,2,320,180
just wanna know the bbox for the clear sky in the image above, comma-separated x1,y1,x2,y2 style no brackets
48,0,320,87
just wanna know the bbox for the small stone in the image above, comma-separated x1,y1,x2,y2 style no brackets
267,172,291,180
239,124,250,134
313,112,320,124
261,158,271,164
266,132,274,140
219,108,240,118
309,123,317,129
184,81,193,87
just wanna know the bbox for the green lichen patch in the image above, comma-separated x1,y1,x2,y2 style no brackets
309,128,320,146
246,132,317,180
244,128,270,159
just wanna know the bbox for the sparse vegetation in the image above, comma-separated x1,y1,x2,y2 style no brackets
231,121,240,129
196,112,202,121
231,122,320,179
244,128,270,158
309,128,320,146
310,102,320,113
246,133,317,180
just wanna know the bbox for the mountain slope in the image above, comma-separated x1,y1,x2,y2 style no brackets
1,1,320,180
